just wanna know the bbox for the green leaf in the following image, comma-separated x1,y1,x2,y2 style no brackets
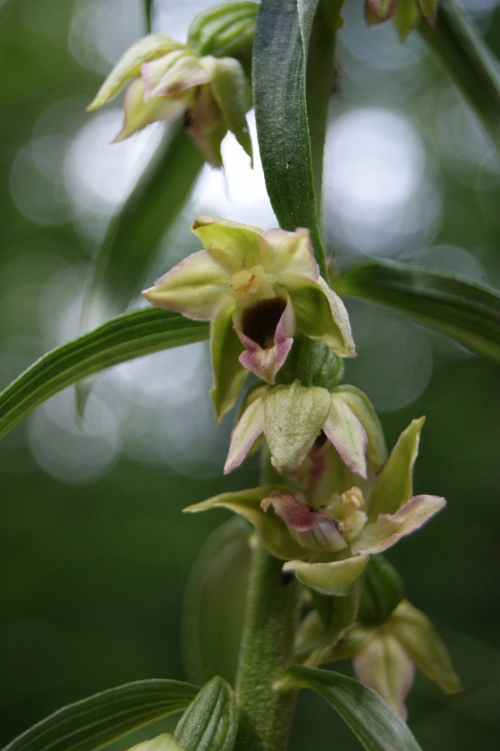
81,125,203,335
0,308,209,442
253,0,333,278
335,258,500,365
174,676,238,751
368,418,425,520
279,665,424,751
182,518,251,685
418,0,500,156
187,2,259,59
2,679,199,751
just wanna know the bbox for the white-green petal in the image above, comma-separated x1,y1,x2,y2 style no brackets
224,394,266,473
142,50,211,99
333,385,387,470
114,78,190,142
261,227,319,281
323,394,368,478
88,35,182,109
264,381,331,474
283,554,369,596
142,249,231,320
352,494,446,554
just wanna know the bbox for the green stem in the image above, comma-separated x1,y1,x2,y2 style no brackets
234,540,300,751
418,0,500,156
144,0,153,33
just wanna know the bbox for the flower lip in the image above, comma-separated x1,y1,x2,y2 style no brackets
241,297,287,349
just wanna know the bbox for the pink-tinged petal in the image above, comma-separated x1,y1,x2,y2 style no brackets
142,249,231,320
114,78,189,142
262,491,346,553
224,395,266,474
353,633,415,720
261,228,319,281
352,495,446,554
142,51,210,99
283,554,370,596
323,396,368,478
236,296,295,383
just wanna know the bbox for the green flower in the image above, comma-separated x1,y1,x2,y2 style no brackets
88,35,252,167
186,416,445,597
143,217,355,420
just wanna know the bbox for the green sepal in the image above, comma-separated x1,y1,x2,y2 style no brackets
300,586,361,667
187,2,259,59
283,554,370,597
418,0,437,19
389,600,461,694
202,56,253,160
368,417,425,520
174,676,238,751
333,385,387,470
358,555,405,625
392,0,420,41
209,305,247,421
264,380,331,474
184,486,307,560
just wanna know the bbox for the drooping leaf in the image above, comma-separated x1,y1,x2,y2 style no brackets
418,0,500,156
174,677,238,751
335,258,500,365
0,308,209,441
80,125,204,335
2,679,199,751
182,518,251,685
253,0,335,278
279,665,424,751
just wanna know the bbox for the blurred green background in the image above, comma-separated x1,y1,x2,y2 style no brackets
0,0,499,749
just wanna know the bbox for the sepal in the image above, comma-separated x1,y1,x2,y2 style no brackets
283,554,370,596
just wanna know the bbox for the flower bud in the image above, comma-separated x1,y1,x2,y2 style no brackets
276,333,345,390
358,554,405,625
187,1,259,59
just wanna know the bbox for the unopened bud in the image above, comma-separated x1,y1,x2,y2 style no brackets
358,555,404,625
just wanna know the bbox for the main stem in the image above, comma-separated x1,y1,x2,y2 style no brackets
234,539,300,751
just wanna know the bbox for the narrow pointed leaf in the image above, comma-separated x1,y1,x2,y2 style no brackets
253,0,330,277
418,0,500,156
336,259,500,365
81,125,204,335
174,676,238,751
182,518,251,685
0,309,209,441
2,679,199,751
279,665,424,751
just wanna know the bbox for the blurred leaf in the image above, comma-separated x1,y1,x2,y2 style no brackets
174,677,238,751
2,679,199,751
182,518,251,686
0,309,209,441
335,259,500,364
253,0,333,278
419,0,500,155
279,665,423,751
81,125,204,334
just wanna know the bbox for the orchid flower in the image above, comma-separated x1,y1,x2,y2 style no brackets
143,217,355,419
88,35,252,166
